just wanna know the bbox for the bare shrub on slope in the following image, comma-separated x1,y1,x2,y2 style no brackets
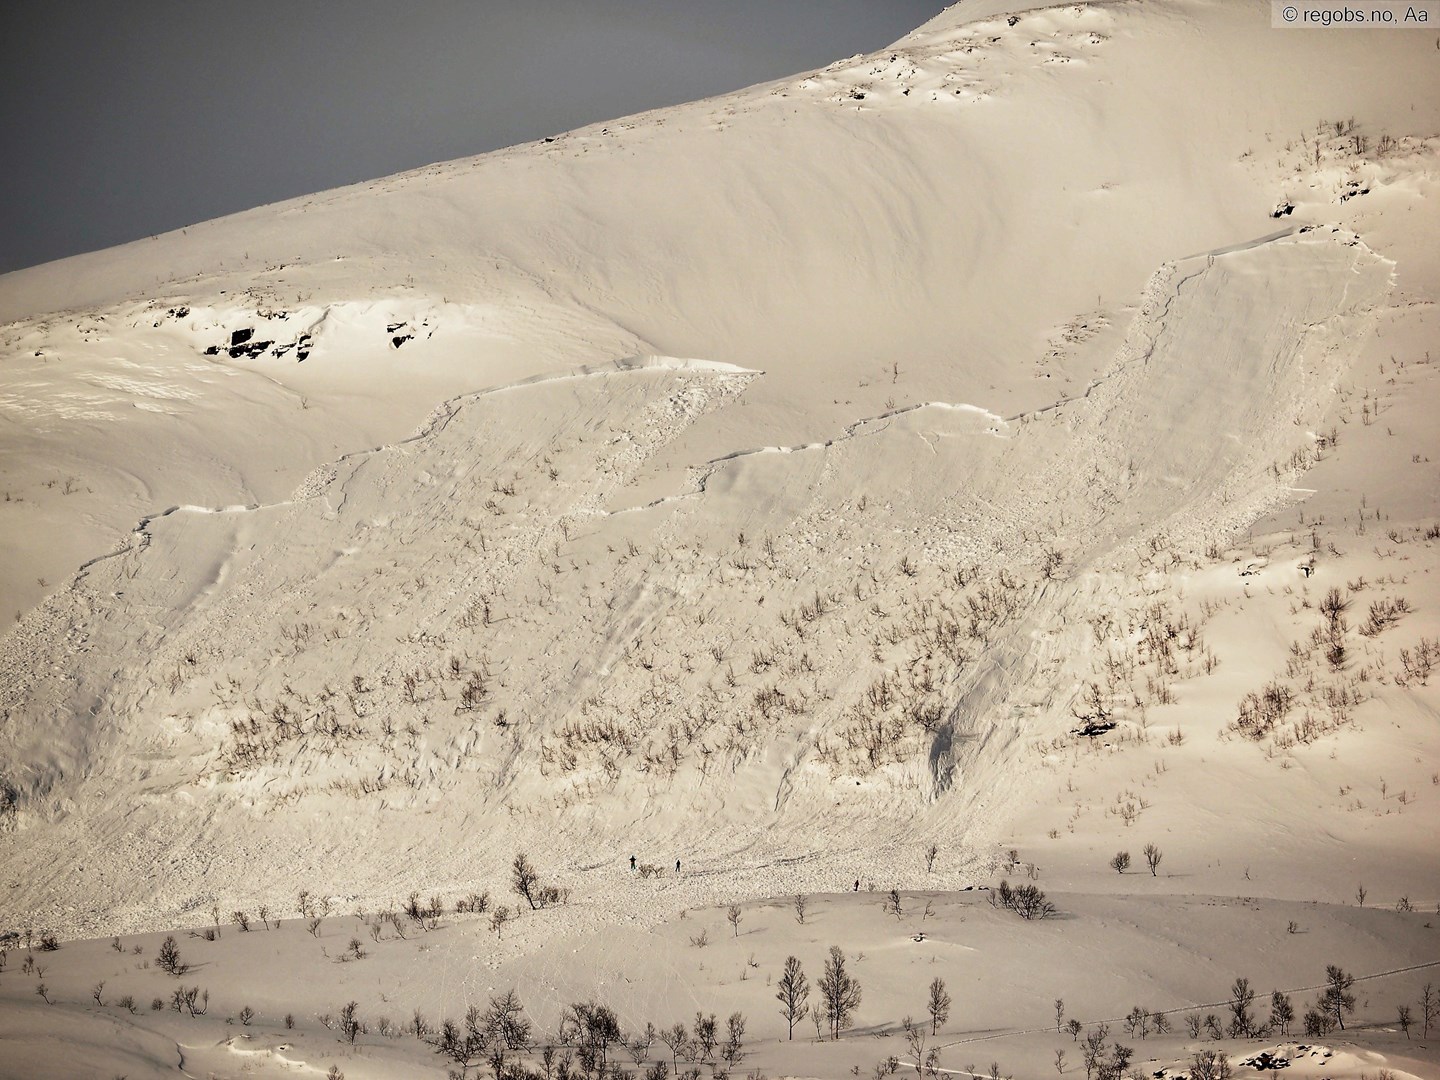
511,852,567,910
994,880,1057,920
1230,682,1294,741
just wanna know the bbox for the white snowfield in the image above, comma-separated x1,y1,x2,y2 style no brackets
1,1,1438,1078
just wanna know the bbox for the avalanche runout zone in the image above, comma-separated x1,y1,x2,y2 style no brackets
0,231,1392,934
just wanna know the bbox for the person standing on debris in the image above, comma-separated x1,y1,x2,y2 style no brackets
630,855,637,871
676,859,681,874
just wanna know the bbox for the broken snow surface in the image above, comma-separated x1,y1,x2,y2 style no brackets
0,1,1437,1077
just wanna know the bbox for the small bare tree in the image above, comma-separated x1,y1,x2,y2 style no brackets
794,893,808,924
491,904,512,939
925,843,940,873
485,989,532,1050
1320,965,1356,1030
436,1008,486,1075
885,887,904,920
660,1022,690,1071
511,852,564,909
995,880,1058,920
626,1022,656,1066
339,1000,363,1044
1082,1025,1108,1078
721,1012,746,1065
512,852,541,909
819,946,862,1039
693,1011,718,1060
1143,844,1162,876
1187,1049,1232,1080
157,936,188,977
1269,990,1294,1036
777,955,811,1040
928,977,951,1035
1228,977,1256,1038
727,904,742,937
1110,851,1131,874
172,985,208,1017
1319,587,1347,627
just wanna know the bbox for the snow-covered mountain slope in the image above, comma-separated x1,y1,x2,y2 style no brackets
0,0,1437,935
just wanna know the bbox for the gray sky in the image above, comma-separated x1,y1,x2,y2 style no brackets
0,1,943,275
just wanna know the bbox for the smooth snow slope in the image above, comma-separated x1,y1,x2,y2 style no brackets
0,0,1437,938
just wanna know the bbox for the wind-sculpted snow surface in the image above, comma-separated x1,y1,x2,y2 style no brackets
0,232,1394,933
